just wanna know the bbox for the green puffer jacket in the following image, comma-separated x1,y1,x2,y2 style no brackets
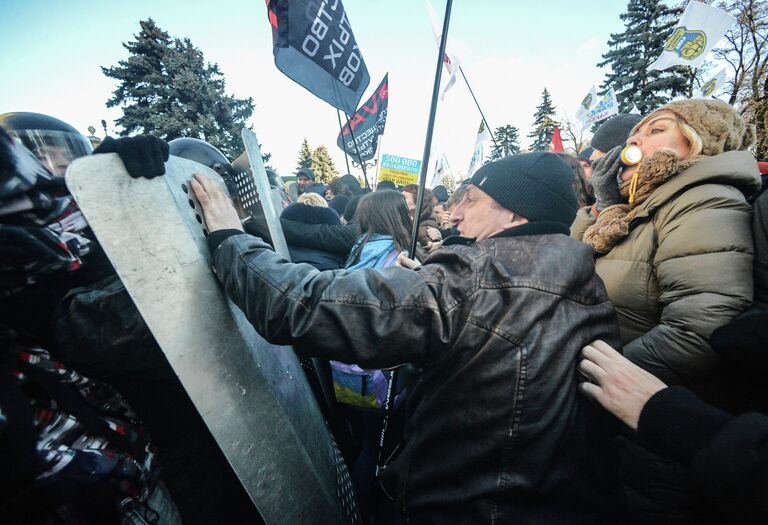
572,150,761,387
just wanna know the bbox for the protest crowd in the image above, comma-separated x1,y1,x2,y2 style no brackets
2,1,768,524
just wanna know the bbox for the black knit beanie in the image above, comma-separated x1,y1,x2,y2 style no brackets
469,152,578,228
590,114,643,153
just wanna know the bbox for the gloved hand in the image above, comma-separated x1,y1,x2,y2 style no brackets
590,145,624,211
93,135,169,179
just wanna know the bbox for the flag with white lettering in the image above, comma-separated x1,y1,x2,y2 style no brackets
267,0,370,115
337,74,388,163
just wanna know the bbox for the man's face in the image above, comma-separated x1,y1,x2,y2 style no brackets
35,145,73,177
296,174,312,191
402,191,416,217
450,185,518,240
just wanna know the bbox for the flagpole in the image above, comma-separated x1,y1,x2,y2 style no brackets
408,0,452,258
374,135,383,188
376,0,453,480
458,66,499,150
344,112,371,189
335,109,352,175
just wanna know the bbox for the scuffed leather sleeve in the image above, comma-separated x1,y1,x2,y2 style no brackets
212,233,451,368
623,186,754,385
570,206,596,242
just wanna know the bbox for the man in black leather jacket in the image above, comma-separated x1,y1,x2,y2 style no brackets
192,152,625,523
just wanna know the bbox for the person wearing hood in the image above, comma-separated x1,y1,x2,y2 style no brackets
571,99,761,523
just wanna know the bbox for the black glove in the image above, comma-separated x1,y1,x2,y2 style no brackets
93,135,169,179
590,145,624,211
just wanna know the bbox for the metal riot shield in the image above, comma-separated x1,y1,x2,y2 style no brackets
65,154,357,524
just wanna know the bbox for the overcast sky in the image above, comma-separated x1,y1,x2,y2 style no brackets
2,0,629,181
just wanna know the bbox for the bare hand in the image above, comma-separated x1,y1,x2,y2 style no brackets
396,251,421,269
578,340,666,430
426,226,442,242
191,172,243,233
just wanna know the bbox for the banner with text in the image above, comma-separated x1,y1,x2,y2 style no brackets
379,154,421,186
267,0,370,115
337,74,388,162
583,87,620,127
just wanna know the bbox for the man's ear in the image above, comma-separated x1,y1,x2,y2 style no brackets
501,212,528,231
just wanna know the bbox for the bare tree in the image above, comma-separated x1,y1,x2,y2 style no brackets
559,114,591,153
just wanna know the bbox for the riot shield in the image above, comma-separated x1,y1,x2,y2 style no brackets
65,154,357,524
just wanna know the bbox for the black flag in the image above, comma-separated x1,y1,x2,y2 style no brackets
267,0,370,115
336,74,388,163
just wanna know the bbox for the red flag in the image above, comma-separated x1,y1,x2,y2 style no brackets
549,127,564,152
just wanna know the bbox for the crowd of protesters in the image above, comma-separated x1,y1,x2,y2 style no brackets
2,95,768,525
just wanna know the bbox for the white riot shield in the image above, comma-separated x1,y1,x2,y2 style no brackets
65,154,357,524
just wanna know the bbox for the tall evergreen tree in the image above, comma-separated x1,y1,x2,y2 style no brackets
528,89,558,151
598,0,694,114
102,19,255,159
295,138,313,171
310,146,339,184
489,125,521,160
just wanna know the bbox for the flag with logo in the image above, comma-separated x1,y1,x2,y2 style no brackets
337,74,389,163
583,87,620,127
425,0,460,100
549,127,564,152
267,0,370,115
575,85,598,123
467,120,491,177
695,68,727,98
649,1,736,71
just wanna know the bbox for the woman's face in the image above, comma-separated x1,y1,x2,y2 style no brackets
621,111,692,182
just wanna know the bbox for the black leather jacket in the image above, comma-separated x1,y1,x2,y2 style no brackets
210,222,625,523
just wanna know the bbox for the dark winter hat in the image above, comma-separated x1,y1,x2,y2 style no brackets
304,182,325,196
469,152,578,228
432,185,449,203
281,202,340,225
343,194,363,223
591,114,643,153
577,147,594,162
376,180,397,191
329,195,351,216
296,167,316,180
339,173,362,194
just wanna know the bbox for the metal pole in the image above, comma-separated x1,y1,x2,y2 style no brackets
408,0,452,259
373,135,383,188
336,109,352,175
344,112,371,189
458,66,499,150
376,0,453,479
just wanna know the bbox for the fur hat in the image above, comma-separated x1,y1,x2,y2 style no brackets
591,114,643,153
469,152,578,228
281,202,340,225
632,99,755,156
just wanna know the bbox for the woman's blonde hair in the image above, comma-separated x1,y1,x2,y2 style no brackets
297,192,328,207
677,117,704,156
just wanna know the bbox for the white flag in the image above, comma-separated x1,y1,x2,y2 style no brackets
467,120,491,177
425,0,460,100
628,103,642,115
695,68,727,98
583,88,620,127
430,154,448,188
649,1,736,71
575,85,599,123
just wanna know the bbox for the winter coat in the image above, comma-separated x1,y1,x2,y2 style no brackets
280,203,345,271
571,151,760,387
244,215,357,257
572,150,760,523
207,222,625,524
637,386,768,524
752,187,768,308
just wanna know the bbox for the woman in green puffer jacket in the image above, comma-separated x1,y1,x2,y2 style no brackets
571,99,761,524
